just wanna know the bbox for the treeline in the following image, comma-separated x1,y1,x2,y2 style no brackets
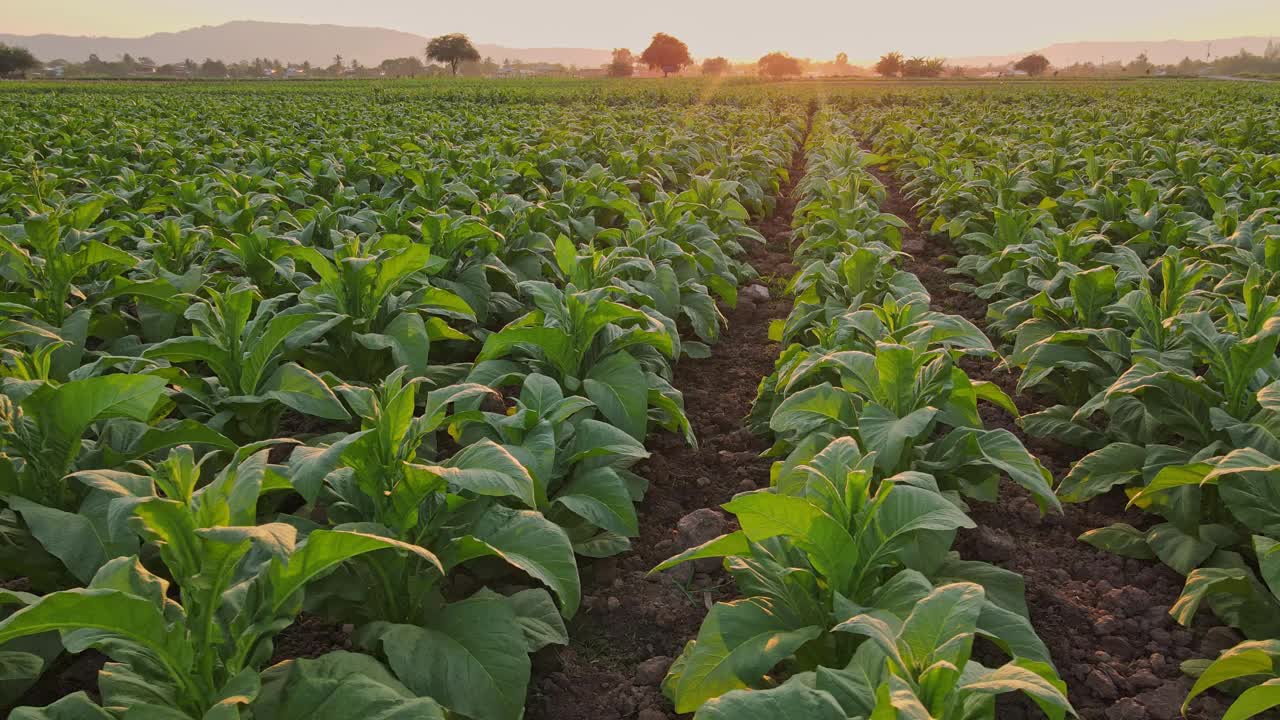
24,53,546,80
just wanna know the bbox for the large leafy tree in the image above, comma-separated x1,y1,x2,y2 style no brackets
875,51,903,77
607,48,634,78
902,56,945,78
0,44,38,78
1014,53,1050,76
639,33,692,77
426,33,481,76
701,56,730,76
758,52,803,79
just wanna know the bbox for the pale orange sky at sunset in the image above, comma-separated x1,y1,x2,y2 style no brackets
9,0,1280,60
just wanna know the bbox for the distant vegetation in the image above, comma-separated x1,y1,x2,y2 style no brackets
607,49,635,78
701,57,730,76
6,33,1280,81
758,52,803,79
0,43,38,77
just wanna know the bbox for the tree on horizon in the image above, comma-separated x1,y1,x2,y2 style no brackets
701,56,730,76
758,52,803,79
608,48,635,77
1014,53,1050,76
640,33,692,77
0,44,39,78
875,51,903,77
427,34,481,76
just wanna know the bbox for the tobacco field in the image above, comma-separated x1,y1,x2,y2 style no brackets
1,78,1279,720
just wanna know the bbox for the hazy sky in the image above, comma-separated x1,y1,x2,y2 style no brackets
10,0,1280,60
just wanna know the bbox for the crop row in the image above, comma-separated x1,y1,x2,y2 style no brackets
650,109,1075,718
856,84,1280,717
0,88,802,717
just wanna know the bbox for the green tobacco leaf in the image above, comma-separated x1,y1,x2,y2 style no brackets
1223,678,1280,720
255,651,444,720
506,589,569,653
652,531,749,573
26,374,167,451
667,598,823,713
354,312,432,379
583,351,648,440
261,362,349,420
1078,524,1156,560
1183,641,1280,714
9,692,115,719
554,467,639,537
976,602,1054,666
722,491,858,593
0,588,191,686
960,661,1074,715
859,404,937,472
974,429,1060,513
0,651,43,682
477,326,576,379
7,498,112,584
1057,443,1146,503
770,383,858,436
442,506,580,618
268,529,442,612
379,593,529,720
898,582,984,670
428,440,536,508
1169,567,1255,626
287,430,372,503
1146,522,1217,575
693,681,849,720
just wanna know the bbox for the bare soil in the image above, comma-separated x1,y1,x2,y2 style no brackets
524,114,813,720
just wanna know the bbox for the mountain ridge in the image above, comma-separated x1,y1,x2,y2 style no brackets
0,20,614,68
950,36,1275,68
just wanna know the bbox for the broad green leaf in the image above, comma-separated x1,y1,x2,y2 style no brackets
7,498,111,584
858,404,937,472
693,681,848,720
898,582,984,670
652,531,749,573
9,692,115,719
0,588,191,686
1224,679,1280,720
960,661,1074,714
378,593,529,720
260,363,349,420
770,383,858,436
1078,524,1155,560
255,651,444,720
442,506,580,617
268,529,442,612
1184,643,1280,713
506,589,569,653
1057,443,1146,502
554,467,639,537
583,351,648,440
667,598,824,713
427,440,536,508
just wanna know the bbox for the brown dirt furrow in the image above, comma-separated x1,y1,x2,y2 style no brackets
864,157,1243,720
524,114,813,720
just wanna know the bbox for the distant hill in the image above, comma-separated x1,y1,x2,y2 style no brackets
953,36,1275,68
0,20,613,68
